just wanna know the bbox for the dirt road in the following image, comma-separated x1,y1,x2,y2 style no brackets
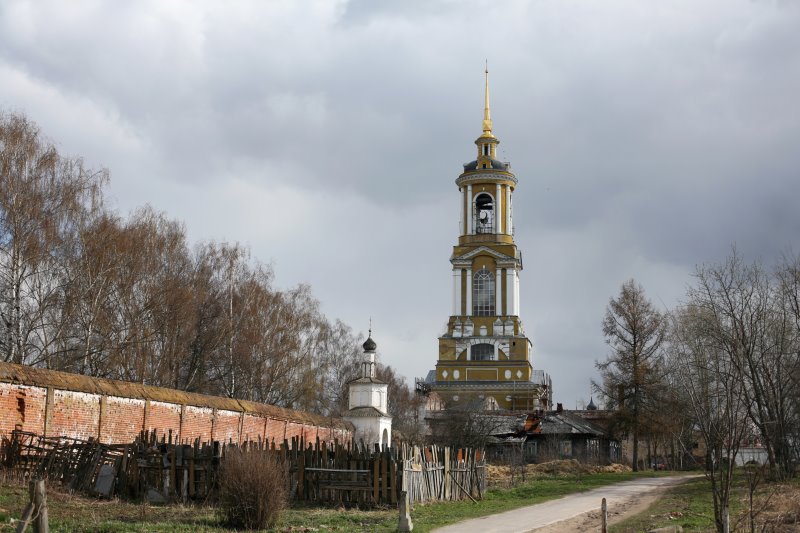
431,475,695,533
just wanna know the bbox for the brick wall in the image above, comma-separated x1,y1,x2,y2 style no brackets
0,384,47,435
50,390,101,441
146,401,182,437
100,397,146,443
0,362,352,446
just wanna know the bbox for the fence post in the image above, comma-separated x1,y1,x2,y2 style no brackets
17,479,49,533
398,490,413,532
601,497,607,533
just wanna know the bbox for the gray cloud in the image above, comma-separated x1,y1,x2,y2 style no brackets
1,0,799,406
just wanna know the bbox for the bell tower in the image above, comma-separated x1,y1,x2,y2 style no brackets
427,68,551,412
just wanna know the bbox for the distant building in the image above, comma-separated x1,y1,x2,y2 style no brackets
344,332,392,448
419,69,551,411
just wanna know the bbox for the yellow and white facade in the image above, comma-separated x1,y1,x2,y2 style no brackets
428,70,551,412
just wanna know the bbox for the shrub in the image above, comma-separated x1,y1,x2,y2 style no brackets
217,449,288,530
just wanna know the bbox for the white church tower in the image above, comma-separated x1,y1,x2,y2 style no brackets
344,332,392,448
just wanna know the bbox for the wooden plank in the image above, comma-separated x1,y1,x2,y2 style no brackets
372,457,379,503
390,458,397,504
169,447,176,501
296,453,305,500
380,454,388,502
444,446,450,500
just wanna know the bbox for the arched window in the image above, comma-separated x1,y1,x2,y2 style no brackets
474,193,494,234
473,268,495,316
471,343,495,361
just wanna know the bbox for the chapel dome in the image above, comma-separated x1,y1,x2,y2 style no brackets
363,336,377,352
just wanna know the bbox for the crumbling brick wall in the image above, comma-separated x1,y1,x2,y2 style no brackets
0,362,351,445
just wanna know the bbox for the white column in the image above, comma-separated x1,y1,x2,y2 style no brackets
514,270,520,315
458,188,462,236
495,268,502,315
495,183,502,233
465,268,473,316
506,186,512,235
453,269,462,315
466,185,473,235
506,269,515,316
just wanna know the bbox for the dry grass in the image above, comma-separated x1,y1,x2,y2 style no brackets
734,481,800,532
487,460,632,486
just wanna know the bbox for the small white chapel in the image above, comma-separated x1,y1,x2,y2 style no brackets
343,332,392,448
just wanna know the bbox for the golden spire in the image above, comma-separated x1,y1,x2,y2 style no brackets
482,62,493,136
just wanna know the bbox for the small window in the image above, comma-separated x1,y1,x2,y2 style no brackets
471,343,494,361
483,144,489,156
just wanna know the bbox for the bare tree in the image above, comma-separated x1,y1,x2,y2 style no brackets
0,112,106,365
691,251,798,479
670,305,751,533
1,111,402,425
774,251,800,472
594,279,667,471
376,363,426,443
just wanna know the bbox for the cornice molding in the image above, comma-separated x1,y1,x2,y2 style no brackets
451,245,519,264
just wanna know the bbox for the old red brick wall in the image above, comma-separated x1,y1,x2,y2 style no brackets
49,390,100,441
180,405,214,442
240,414,265,443
265,418,287,442
213,410,241,443
0,362,352,446
100,397,146,443
145,401,182,438
0,384,47,435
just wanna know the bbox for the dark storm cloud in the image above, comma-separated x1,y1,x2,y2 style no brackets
1,0,799,405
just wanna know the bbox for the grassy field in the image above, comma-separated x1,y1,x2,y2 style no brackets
1,470,673,533
611,471,800,533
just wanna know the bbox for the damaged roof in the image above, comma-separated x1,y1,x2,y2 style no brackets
533,412,607,437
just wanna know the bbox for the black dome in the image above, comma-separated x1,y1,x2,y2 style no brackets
362,336,377,352
463,158,509,172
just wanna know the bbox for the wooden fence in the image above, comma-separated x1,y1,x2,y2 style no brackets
2,430,485,506
401,444,486,503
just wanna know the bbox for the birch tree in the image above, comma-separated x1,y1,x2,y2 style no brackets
0,112,106,365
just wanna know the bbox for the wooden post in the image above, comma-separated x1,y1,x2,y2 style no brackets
169,447,177,501
601,497,607,533
398,490,413,532
188,448,196,498
33,479,49,533
17,479,49,533
443,447,450,500
373,456,380,503
297,453,305,500
381,454,388,502
390,457,397,504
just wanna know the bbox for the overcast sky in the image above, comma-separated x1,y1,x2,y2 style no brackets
2,0,799,407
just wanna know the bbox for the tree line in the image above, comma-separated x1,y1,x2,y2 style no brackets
596,251,800,532
0,111,420,432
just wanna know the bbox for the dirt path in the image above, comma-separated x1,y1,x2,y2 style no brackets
431,475,696,533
